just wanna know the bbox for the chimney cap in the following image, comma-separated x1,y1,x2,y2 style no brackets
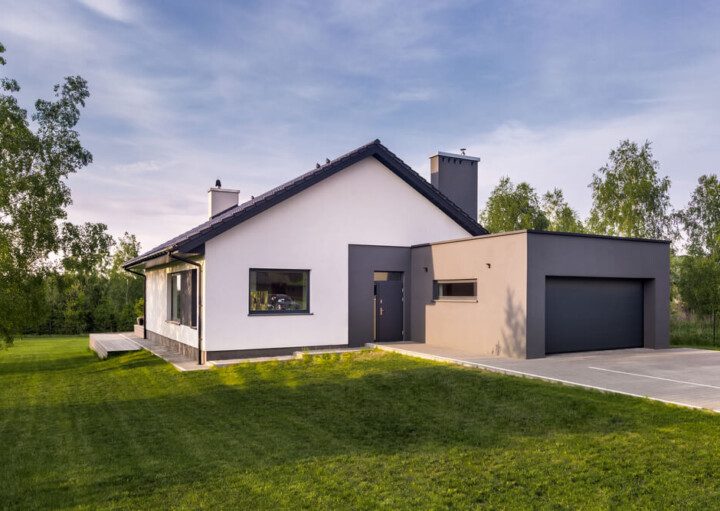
207,187,240,193
432,151,481,162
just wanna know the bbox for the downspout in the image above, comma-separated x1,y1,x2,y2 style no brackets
125,267,147,339
169,252,205,365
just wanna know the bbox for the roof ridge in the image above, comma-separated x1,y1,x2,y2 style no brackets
123,139,486,268
373,142,481,226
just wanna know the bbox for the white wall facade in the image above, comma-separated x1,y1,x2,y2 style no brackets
203,156,471,352
145,260,203,348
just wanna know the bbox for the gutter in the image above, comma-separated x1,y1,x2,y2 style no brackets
169,252,205,365
124,267,147,340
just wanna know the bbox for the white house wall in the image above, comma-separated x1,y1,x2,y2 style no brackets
203,156,471,352
145,261,203,348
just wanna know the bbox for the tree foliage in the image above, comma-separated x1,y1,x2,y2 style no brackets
681,174,720,256
0,43,141,343
541,189,584,233
674,175,720,331
675,255,720,318
0,43,89,343
60,222,115,276
480,177,549,233
32,230,143,335
588,140,674,239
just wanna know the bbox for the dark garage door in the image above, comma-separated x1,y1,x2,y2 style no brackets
545,277,644,354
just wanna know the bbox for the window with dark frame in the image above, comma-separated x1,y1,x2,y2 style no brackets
249,269,310,314
433,279,477,300
168,269,198,327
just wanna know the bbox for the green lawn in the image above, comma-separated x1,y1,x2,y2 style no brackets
3,338,720,510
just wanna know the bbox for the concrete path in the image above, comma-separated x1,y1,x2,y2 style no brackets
128,334,211,371
371,342,720,412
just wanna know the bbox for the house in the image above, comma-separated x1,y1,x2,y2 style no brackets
123,140,670,364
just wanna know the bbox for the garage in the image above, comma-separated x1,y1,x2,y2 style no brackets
545,277,644,354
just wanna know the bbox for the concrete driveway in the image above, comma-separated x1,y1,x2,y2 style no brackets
372,342,720,412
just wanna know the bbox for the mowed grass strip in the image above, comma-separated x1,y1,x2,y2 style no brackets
2,337,720,510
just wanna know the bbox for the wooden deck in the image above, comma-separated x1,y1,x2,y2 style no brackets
89,333,142,359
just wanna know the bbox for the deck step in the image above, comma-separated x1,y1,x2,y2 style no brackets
89,333,141,359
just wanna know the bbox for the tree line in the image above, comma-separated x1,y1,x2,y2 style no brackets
480,139,720,340
480,140,675,239
1,43,143,345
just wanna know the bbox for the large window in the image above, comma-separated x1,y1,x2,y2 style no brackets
168,270,197,326
249,269,309,314
433,279,477,301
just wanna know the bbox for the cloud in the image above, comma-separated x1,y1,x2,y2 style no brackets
466,101,720,220
75,0,135,22
3,0,719,252
112,160,162,173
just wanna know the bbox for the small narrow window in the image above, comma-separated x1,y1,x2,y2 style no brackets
433,279,477,300
249,269,310,314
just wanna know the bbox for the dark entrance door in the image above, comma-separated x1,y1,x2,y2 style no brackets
545,277,644,354
374,272,404,342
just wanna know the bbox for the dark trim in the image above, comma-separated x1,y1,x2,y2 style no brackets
146,330,199,360
412,229,671,249
206,344,349,361
526,229,671,244
248,312,314,316
248,268,311,315
169,253,204,365
123,140,487,269
124,267,146,339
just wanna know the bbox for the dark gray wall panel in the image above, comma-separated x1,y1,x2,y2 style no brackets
527,232,670,357
545,277,643,354
348,245,411,347
430,155,479,221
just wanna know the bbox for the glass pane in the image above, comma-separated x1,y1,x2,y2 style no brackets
434,280,476,299
373,271,403,282
171,274,183,321
250,270,309,313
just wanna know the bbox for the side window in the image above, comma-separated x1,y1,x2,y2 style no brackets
433,279,477,301
168,270,197,326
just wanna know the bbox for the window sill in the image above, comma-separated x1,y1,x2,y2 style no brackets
248,312,314,317
165,320,198,328
432,299,479,303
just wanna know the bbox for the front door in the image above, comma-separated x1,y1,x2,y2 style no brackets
374,272,404,341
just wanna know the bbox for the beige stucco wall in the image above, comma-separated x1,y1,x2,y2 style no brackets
410,230,670,359
410,232,528,357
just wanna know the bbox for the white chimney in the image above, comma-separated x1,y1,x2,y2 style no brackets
208,181,239,218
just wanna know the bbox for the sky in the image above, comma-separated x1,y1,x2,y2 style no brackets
1,0,719,251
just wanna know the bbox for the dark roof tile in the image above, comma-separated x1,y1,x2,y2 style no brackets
124,140,487,268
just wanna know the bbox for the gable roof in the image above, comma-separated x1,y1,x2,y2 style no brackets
123,139,488,269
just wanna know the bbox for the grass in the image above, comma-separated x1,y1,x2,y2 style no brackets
3,337,720,509
671,316,720,349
